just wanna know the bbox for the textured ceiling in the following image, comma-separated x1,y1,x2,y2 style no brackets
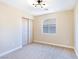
0,0,76,16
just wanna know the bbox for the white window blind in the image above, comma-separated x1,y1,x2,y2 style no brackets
43,19,56,33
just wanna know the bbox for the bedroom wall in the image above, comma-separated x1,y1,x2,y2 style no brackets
33,10,74,48
0,3,33,56
74,2,78,56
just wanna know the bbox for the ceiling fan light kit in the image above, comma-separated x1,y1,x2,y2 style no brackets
32,0,47,9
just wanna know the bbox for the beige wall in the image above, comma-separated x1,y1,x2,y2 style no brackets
74,2,78,55
0,3,33,56
33,10,74,48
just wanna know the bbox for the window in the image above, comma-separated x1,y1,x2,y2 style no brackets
43,19,56,33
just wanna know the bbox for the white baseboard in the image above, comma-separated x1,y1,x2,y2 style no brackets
74,48,78,57
0,45,22,57
34,40,74,49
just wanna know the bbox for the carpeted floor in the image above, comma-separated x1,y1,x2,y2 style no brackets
0,43,77,59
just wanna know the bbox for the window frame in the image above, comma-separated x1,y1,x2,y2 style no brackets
42,19,56,34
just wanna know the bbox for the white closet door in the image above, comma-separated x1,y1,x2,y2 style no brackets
22,19,29,46
22,19,32,46
28,20,32,43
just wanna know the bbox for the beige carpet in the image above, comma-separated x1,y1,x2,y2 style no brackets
0,43,77,59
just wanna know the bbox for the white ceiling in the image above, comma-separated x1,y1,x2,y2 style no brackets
0,0,76,16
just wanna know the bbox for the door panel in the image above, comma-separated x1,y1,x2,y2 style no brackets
22,19,28,46
22,19,32,46
28,20,32,43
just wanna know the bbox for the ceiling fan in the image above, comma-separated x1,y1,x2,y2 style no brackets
32,0,48,10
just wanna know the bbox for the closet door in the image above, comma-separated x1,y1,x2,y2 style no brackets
28,20,32,43
22,19,29,46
